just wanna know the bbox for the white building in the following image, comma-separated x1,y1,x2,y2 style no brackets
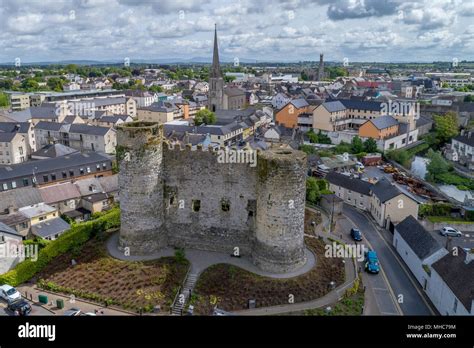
393,216,448,289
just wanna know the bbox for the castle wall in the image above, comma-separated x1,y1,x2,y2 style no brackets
163,145,257,256
252,149,307,272
116,122,166,254
117,121,308,273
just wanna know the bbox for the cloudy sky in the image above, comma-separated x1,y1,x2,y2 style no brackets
1,0,473,63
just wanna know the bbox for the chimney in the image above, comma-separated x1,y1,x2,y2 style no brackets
469,132,472,139
461,129,465,136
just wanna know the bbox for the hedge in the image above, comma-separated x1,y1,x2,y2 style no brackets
0,207,120,286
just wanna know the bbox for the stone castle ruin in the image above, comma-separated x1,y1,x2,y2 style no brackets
116,121,308,273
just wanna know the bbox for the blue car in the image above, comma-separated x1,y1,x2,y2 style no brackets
365,250,380,274
350,228,362,241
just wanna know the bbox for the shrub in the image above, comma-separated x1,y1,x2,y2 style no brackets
174,249,186,264
0,207,120,286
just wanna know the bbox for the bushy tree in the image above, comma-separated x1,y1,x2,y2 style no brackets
194,109,216,126
363,138,378,153
306,177,320,204
425,149,451,181
433,112,459,145
351,136,364,153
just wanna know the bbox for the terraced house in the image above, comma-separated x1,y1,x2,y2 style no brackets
34,121,117,154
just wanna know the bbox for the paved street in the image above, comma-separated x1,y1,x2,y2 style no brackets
342,204,436,315
429,228,474,251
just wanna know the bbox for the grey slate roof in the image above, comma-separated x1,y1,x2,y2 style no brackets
31,144,79,158
0,186,43,212
0,152,110,181
368,115,399,130
31,217,70,238
337,99,382,112
395,216,443,260
325,172,372,195
0,132,17,142
69,124,113,136
289,98,309,109
453,133,474,147
432,248,474,312
321,101,346,113
0,221,21,237
0,122,31,134
370,177,402,202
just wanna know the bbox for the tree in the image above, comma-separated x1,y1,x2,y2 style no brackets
47,77,64,92
148,85,163,93
306,129,318,143
194,109,216,126
425,149,451,182
306,177,320,204
351,136,364,153
433,112,458,145
464,95,474,103
363,138,378,153
0,93,9,107
299,144,316,155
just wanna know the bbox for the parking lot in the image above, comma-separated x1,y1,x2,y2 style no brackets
0,298,53,316
428,228,474,251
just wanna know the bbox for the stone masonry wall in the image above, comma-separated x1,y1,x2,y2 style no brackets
118,122,308,273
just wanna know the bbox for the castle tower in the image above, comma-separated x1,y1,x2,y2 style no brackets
208,24,224,112
318,53,324,81
116,122,166,255
252,149,307,273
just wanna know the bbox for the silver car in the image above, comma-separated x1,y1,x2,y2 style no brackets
440,227,462,237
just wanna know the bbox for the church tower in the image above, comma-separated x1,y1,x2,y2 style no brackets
208,24,224,112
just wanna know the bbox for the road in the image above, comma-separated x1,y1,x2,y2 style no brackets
342,204,436,315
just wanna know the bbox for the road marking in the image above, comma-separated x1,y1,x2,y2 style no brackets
358,210,436,316
344,214,403,316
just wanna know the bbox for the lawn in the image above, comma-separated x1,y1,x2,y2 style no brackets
427,216,474,224
36,231,189,313
190,237,345,315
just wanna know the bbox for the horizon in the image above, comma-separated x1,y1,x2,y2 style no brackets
1,0,474,64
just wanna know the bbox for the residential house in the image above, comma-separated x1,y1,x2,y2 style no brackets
275,99,311,128
0,152,113,192
359,115,399,140
326,172,372,210
369,178,419,230
451,131,474,169
8,93,31,111
0,221,24,274
39,182,82,214
137,103,178,124
393,216,448,289
31,217,70,241
428,249,474,315
34,121,117,154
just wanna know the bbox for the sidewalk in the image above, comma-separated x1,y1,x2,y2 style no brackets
17,284,134,316
308,205,380,315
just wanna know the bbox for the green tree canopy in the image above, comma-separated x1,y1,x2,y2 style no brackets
306,177,320,204
194,109,216,126
425,149,451,182
363,138,378,153
351,136,364,153
433,111,459,145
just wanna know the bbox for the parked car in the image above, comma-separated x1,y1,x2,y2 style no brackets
350,228,363,241
364,250,380,274
440,227,462,237
7,299,31,316
64,308,82,316
0,285,21,303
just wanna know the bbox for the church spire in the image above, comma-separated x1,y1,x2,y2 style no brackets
211,24,221,78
